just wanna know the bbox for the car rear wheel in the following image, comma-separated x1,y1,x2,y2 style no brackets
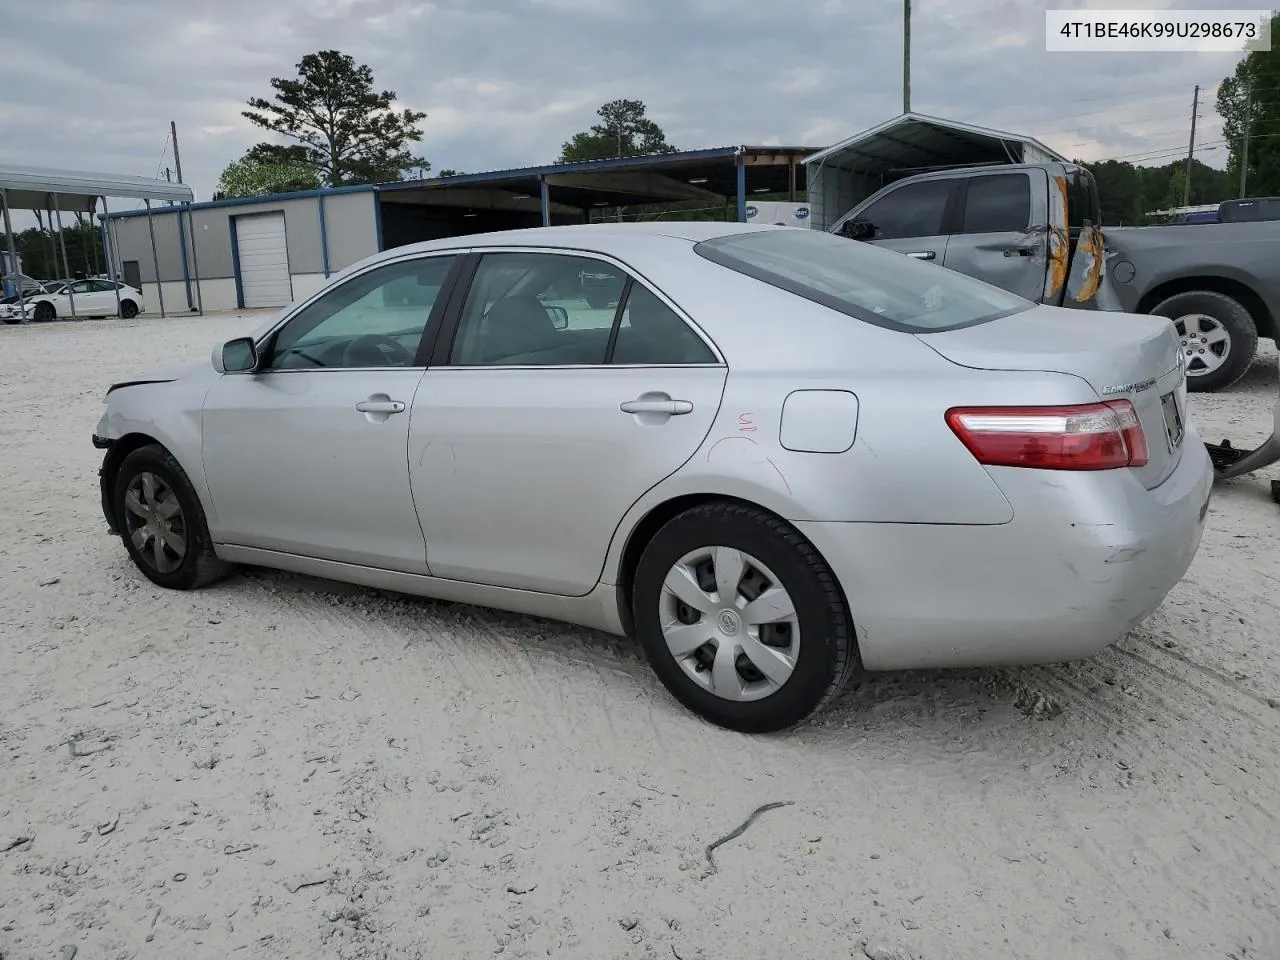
632,502,858,732
33,301,55,322
119,299,139,319
113,444,234,590
1150,290,1257,393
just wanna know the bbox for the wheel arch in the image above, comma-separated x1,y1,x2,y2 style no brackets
1138,276,1275,341
102,432,212,531
612,492,851,637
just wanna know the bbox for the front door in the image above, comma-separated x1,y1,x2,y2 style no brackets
940,170,1048,302
410,250,728,596
201,252,461,572
838,177,957,265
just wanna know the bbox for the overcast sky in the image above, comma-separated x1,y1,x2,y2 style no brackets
0,0,1252,215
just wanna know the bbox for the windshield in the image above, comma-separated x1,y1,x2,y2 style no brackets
693,228,1032,332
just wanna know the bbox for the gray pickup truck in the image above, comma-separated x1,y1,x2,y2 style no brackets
830,161,1280,393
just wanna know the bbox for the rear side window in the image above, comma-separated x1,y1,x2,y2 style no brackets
694,228,1030,333
855,179,953,240
958,174,1030,233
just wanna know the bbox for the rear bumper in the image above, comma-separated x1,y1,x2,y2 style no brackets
797,428,1213,671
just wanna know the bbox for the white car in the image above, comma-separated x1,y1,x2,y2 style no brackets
23,279,144,321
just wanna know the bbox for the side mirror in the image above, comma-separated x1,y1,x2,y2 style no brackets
839,218,875,241
544,305,569,331
218,337,258,373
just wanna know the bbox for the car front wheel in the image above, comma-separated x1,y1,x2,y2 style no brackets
632,502,858,732
33,301,55,322
113,444,234,590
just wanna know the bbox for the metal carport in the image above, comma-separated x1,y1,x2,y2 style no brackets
0,164,194,322
375,146,821,247
804,114,1068,230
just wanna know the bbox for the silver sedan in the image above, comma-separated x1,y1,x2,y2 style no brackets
93,222,1213,732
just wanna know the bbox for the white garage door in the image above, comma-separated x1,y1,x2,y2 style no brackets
235,212,293,308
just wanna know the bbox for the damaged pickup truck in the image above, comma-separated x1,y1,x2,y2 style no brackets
829,161,1280,394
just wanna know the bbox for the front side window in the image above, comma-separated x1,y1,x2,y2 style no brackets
266,254,456,370
855,179,954,240
450,252,626,366
959,174,1031,234
611,284,716,364
694,228,1030,333
67,281,94,296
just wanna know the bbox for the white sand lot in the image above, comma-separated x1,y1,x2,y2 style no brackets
2,312,1278,960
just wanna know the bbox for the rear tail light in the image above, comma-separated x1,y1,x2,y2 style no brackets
946,401,1149,471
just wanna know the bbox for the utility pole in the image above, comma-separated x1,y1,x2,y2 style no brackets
1240,77,1253,198
1182,84,1199,207
170,121,183,184
903,0,911,114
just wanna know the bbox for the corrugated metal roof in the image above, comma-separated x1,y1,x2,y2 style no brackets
0,164,194,213
803,113,1067,173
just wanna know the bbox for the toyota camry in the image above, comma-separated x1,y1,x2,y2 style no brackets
93,222,1213,732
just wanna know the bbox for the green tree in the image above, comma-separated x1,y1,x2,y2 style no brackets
243,49,428,186
213,145,320,200
1217,14,1280,198
559,99,676,163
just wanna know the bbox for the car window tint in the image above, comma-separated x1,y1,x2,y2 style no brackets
694,228,1030,333
610,284,716,364
450,252,626,366
68,281,93,294
959,174,1031,234
856,179,953,240
266,255,455,370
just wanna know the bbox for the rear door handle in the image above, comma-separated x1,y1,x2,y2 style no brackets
620,398,693,415
906,251,935,260
355,399,406,414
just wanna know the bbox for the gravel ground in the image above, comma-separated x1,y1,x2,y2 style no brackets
2,312,1278,960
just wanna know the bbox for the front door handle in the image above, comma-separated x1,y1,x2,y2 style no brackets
906,251,935,260
355,399,405,414
620,398,693,416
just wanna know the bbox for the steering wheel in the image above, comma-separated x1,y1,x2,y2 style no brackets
341,333,416,368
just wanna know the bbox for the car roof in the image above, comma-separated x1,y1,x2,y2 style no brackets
380,220,779,258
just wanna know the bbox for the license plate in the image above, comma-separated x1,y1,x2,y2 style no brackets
1160,391,1184,450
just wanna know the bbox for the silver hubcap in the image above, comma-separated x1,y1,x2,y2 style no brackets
660,546,800,702
1174,313,1230,375
123,471,187,574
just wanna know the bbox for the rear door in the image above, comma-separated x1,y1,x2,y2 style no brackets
410,249,728,596
941,170,1048,301
842,178,957,265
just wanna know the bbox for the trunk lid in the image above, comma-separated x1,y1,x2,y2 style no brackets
918,305,1186,489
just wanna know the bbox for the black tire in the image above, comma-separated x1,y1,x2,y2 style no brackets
113,443,234,590
1,317,19,325
1149,290,1257,393
33,301,55,322
632,502,858,733
119,299,139,319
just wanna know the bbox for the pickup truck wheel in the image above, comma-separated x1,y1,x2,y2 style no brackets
1150,290,1257,393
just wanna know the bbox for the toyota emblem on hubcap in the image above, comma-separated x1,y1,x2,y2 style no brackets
717,610,741,635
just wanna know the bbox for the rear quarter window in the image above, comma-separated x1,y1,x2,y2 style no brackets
694,228,1031,333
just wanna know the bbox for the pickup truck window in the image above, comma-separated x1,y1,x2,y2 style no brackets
694,228,1030,333
856,179,952,240
959,174,1030,233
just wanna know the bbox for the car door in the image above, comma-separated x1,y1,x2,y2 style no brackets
64,280,97,316
409,249,728,596
837,177,957,264
200,252,462,573
941,170,1047,301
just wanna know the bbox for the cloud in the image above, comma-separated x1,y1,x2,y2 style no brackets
0,0,1249,223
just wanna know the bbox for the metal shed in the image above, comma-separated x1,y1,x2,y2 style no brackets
104,146,820,313
804,114,1067,231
